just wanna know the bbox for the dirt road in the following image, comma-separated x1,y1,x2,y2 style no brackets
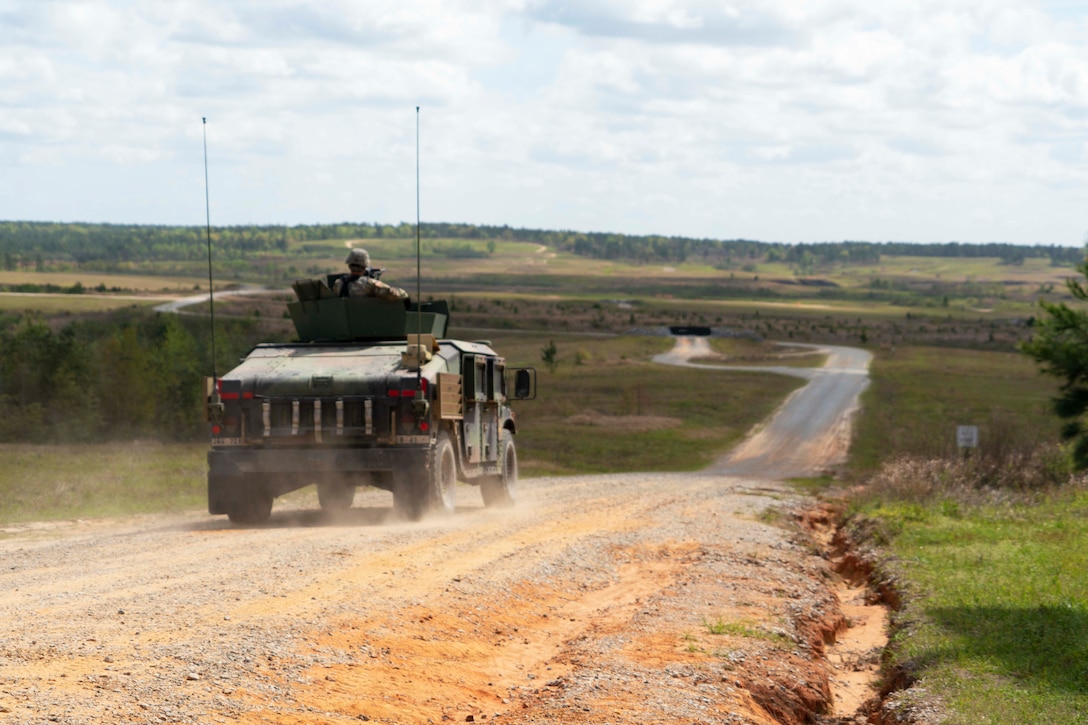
0,339,880,725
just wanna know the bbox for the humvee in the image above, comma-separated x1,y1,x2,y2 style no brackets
205,277,534,524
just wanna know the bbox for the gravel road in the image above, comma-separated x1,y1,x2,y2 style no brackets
0,339,881,725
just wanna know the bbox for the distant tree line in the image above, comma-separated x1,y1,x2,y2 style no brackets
0,310,269,443
0,220,1080,268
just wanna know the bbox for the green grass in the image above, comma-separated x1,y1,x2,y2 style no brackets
0,295,162,314
845,342,1088,723
849,346,1061,473
0,270,207,291
0,442,207,525
869,492,1088,724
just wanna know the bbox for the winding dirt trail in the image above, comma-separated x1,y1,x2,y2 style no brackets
0,338,883,725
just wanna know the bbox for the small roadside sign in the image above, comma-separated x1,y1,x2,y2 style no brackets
957,425,979,449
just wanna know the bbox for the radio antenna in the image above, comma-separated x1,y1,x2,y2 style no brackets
202,117,218,381
415,106,422,388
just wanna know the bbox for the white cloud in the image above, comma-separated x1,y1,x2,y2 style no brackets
0,0,1086,243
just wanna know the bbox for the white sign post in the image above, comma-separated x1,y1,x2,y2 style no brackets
956,425,979,450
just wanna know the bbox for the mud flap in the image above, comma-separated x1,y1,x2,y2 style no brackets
392,467,425,522
207,474,239,515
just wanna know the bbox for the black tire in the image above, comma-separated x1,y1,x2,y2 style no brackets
425,432,458,515
393,433,457,521
480,430,517,508
226,477,273,525
317,481,355,513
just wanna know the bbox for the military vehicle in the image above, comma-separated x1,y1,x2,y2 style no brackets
204,275,535,524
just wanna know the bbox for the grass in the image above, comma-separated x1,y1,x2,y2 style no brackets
849,346,1061,473
0,442,207,525
699,337,828,367
0,295,162,314
860,491,1088,724
0,270,206,291
843,343,1088,723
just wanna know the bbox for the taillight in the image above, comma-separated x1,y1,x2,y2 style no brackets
388,378,428,397
216,379,252,400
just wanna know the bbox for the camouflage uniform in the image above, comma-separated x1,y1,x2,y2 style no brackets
333,275,409,301
333,248,409,301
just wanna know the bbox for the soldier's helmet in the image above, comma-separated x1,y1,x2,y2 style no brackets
345,248,370,269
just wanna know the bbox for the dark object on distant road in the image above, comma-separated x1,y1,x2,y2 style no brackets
669,326,712,336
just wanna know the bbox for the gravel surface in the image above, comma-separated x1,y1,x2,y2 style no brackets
0,474,883,724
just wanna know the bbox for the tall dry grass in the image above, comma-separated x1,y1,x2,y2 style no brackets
854,438,1082,509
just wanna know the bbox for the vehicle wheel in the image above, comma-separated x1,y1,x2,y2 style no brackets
480,430,517,508
317,481,355,513
424,432,458,515
226,479,273,525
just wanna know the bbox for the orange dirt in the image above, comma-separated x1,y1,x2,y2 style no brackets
0,479,888,724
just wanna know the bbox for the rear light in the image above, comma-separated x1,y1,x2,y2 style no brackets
420,421,429,432
388,378,429,397
216,380,252,400
211,424,222,435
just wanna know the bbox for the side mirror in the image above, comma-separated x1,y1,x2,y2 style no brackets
513,368,536,400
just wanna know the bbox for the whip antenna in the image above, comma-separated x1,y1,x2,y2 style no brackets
415,106,422,388
202,117,218,381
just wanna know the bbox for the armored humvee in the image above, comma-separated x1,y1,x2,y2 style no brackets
204,276,534,524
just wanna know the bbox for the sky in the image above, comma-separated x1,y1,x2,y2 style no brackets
1,0,1087,245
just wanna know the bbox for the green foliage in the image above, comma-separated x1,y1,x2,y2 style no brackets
0,220,1080,272
702,617,792,646
0,310,269,443
540,339,558,373
1021,254,1088,468
431,241,490,259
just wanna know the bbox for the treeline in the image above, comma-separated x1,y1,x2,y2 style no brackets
0,310,271,443
0,220,1081,268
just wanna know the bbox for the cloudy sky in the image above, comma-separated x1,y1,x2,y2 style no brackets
2,0,1086,245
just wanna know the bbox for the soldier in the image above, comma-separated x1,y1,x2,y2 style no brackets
333,248,409,301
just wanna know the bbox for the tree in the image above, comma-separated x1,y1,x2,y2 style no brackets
540,340,558,373
1021,252,1088,468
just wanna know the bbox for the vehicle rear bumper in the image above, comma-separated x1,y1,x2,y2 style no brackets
208,445,428,476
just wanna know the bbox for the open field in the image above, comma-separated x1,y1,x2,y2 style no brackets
3,230,1086,723
849,345,1061,472
0,441,207,526
0,270,206,291
0,294,164,314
